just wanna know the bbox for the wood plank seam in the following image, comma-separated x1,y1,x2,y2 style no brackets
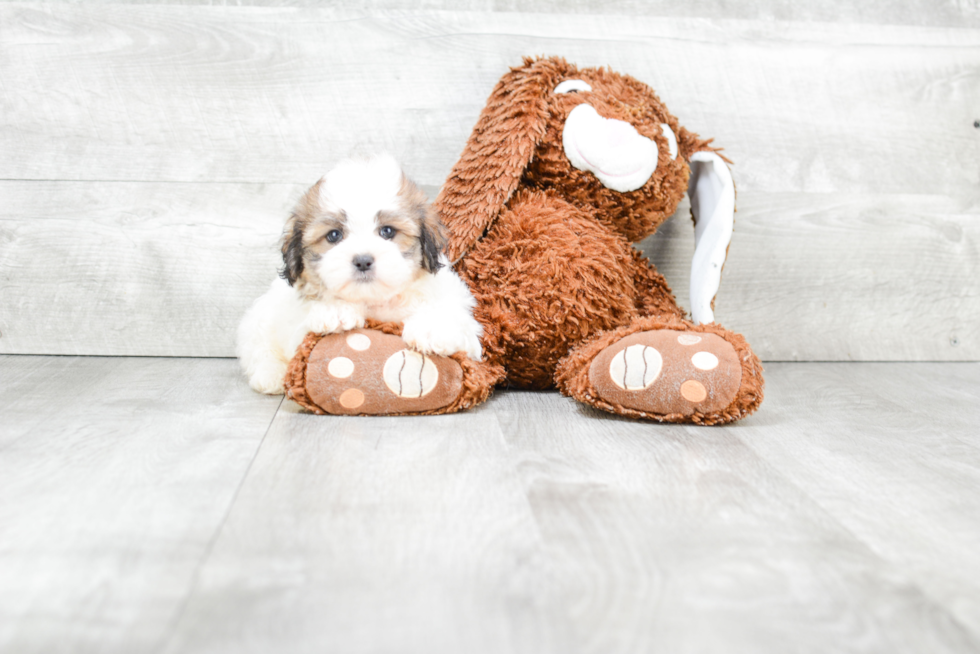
153,394,284,654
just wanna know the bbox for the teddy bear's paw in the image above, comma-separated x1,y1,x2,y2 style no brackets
588,330,741,418
294,329,465,415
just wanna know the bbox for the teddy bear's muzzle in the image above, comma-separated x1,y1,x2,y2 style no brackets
562,103,659,193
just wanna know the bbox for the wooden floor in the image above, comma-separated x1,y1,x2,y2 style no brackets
2,355,979,653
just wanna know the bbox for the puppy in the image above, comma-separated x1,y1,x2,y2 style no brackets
237,154,483,395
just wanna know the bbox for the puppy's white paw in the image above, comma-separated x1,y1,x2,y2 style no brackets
462,332,484,362
248,360,288,395
402,313,483,361
304,302,365,335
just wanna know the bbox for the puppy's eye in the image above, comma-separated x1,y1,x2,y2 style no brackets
554,79,592,94
379,225,396,240
325,229,343,243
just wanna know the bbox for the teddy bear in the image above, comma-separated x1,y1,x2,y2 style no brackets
287,56,763,424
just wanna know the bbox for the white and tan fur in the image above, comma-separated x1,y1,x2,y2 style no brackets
237,155,482,395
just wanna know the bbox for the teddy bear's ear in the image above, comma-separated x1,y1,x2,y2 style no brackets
687,150,736,325
435,57,564,263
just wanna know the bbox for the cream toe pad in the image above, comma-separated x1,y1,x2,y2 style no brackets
327,356,355,378
691,351,719,370
383,350,439,398
609,344,663,390
346,333,372,351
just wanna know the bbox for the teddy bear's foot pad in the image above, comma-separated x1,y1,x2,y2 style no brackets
588,330,741,417
299,329,463,415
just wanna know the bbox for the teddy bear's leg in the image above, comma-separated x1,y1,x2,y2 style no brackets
284,324,505,416
628,248,688,321
555,317,764,425
456,189,645,389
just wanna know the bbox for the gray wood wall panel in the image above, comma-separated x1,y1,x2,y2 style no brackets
2,181,976,360
0,355,282,654
1,0,977,29
0,181,298,356
640,193,980,362
1,5,978,360
3,7,977,193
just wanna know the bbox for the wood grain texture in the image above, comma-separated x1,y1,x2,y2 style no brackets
492,386,980,654
1,0,977,29
640,193,980,361
737,362,980,641
2,358,979,652
160,401,555,654
156,362,980,653
0,181,299,356
2,182,975,360
1,5,978,360
0,355,282,654
2,6,978,195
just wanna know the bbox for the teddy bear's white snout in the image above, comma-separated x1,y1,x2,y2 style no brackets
562,104,659,193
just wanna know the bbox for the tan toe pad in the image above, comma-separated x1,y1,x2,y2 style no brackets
589,330,741,417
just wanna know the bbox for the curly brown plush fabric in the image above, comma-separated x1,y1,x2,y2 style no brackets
433,56,764,425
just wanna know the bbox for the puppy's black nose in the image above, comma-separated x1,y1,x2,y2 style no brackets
352,254,374,272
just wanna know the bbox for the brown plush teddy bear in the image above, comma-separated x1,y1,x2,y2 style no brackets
288,56,763,424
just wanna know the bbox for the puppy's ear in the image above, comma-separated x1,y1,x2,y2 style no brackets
279,216,305,286
279,179,323,286
418,209,446,273
398,172,447,274
434,56,568,263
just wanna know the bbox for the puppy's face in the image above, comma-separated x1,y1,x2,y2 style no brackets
280,155,445,304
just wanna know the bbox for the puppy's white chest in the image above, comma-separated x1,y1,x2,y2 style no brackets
362,294,415,323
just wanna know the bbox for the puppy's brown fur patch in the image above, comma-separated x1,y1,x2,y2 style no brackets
280,179,341,297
